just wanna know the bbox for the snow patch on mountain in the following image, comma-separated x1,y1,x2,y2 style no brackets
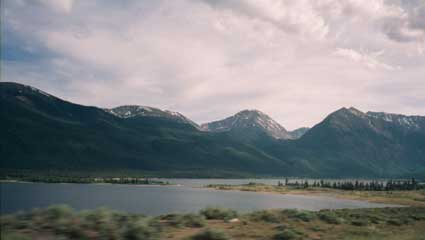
201,109,297,139
105,105,200,129
367,112,424,129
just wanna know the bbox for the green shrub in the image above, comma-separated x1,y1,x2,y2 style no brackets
200,207,237,220
310,225,323,232
387,219,401,226
386,217,413,226
189,229,230,240
275,223,289,231
0,215,21,230
281,209,298,217
124,219,158,240
36,205,75,234
1,233,31,240
292,210,316,222
182,214,206,227
45,205,73,221
249,210,280,223
81,208,112,225
410,214,425,221
318,212,343,224
273,229,300,240
111,211,133,226
368,215,383,224
163,214,185,228
66,223,90,240
351,219,369,226
166,213,206,228
52,217,73,234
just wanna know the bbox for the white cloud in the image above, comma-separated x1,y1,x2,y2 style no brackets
1,0,425,129
39,0,74,13
333,48,397,70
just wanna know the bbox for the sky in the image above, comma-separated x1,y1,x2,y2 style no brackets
1,0,424,130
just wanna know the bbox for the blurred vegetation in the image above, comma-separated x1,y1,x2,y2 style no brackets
199,207,238,221
2,205,425,240
249,210,281,223
187,229,230,240
161,213,206,228
273,229,301,240
1,205,160,240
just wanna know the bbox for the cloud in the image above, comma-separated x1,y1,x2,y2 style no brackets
333,48,397,70
1,0,425,129
204,0,330,40
38,0,74,13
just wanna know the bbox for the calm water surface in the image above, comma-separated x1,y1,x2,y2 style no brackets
1,181,399,215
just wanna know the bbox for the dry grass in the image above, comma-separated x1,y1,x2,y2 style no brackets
205,184,425,207
2,203,425,240
161,207,425,240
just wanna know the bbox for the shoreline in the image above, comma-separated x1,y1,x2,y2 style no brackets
203,183,425,207
0,179,175,186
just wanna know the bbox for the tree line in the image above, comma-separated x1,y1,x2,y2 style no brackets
1,175,168,185
278,178,423,191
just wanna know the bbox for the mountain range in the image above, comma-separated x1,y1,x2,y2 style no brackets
1,82,424,178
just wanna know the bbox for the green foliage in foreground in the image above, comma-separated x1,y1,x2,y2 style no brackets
249,210,281,223
273,229,301,240
161,213,206,228
2,205,425,240
187,229,230,240
282,209,316,222
199,207,238,221
317,211,344,224
1,205,161,240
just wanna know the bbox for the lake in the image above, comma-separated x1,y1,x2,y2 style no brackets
0,181,399,215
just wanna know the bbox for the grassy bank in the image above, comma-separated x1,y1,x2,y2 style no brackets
2,205,425,240
205,183,425,207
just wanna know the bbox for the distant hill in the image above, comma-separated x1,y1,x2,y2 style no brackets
1,82,424,178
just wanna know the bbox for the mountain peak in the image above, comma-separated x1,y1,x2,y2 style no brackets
347,107,365,117
237,109,262,114
234,109,269,118
322,107,425,134
105,105,199,128
201,109,293,139
330,107,366,119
